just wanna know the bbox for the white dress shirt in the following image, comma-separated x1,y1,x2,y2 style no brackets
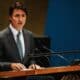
9,24,25,57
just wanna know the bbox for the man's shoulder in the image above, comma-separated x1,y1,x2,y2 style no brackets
23,29,33,35
0,28,9,37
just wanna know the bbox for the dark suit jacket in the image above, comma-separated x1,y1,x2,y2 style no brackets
0,27,35,71
0,27,51,80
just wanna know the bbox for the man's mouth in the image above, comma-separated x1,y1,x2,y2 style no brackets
18,22,22,24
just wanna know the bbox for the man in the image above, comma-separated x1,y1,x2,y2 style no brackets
0,1,55,80
0,1,42,80
0,1,41,71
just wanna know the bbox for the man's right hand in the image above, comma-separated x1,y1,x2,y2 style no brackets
11,63,27,71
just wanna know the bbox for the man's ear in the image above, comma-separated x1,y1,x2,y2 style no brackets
9,16,11,20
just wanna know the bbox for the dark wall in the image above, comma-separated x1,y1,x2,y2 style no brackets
44,0,80,66
0,0,48,35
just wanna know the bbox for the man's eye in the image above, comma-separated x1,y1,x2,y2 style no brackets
14,14,26,17
15,14,19,17
22,14,26,17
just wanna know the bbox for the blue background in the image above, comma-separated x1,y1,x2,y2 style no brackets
44,0,80,66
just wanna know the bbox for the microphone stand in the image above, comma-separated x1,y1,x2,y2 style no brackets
28,39,80,66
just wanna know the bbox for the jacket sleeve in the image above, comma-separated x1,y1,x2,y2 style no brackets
0,37,12,71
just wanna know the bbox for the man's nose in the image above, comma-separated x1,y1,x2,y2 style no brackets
19,17,23,22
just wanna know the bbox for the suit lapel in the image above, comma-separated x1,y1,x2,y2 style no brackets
22,30,31,63
7,28,21,61
23,30,28,60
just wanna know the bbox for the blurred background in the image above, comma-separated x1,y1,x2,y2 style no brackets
0,0,80,66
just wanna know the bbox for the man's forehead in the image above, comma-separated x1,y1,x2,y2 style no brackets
12,9,26,15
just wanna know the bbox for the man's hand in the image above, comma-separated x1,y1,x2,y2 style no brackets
11,63,27,71
28,64,44,69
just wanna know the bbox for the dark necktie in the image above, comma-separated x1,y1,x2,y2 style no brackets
16,32,23,60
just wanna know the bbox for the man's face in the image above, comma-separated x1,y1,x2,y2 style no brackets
9,9,27,30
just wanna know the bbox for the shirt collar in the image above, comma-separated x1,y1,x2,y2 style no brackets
9,24,22,36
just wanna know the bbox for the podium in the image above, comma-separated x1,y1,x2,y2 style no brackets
0,65,80,78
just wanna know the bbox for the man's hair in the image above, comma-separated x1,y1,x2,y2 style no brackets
9,1,28,16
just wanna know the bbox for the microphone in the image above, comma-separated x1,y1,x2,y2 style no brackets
27,47,47,57
35,39,70,64
42,45,70,63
